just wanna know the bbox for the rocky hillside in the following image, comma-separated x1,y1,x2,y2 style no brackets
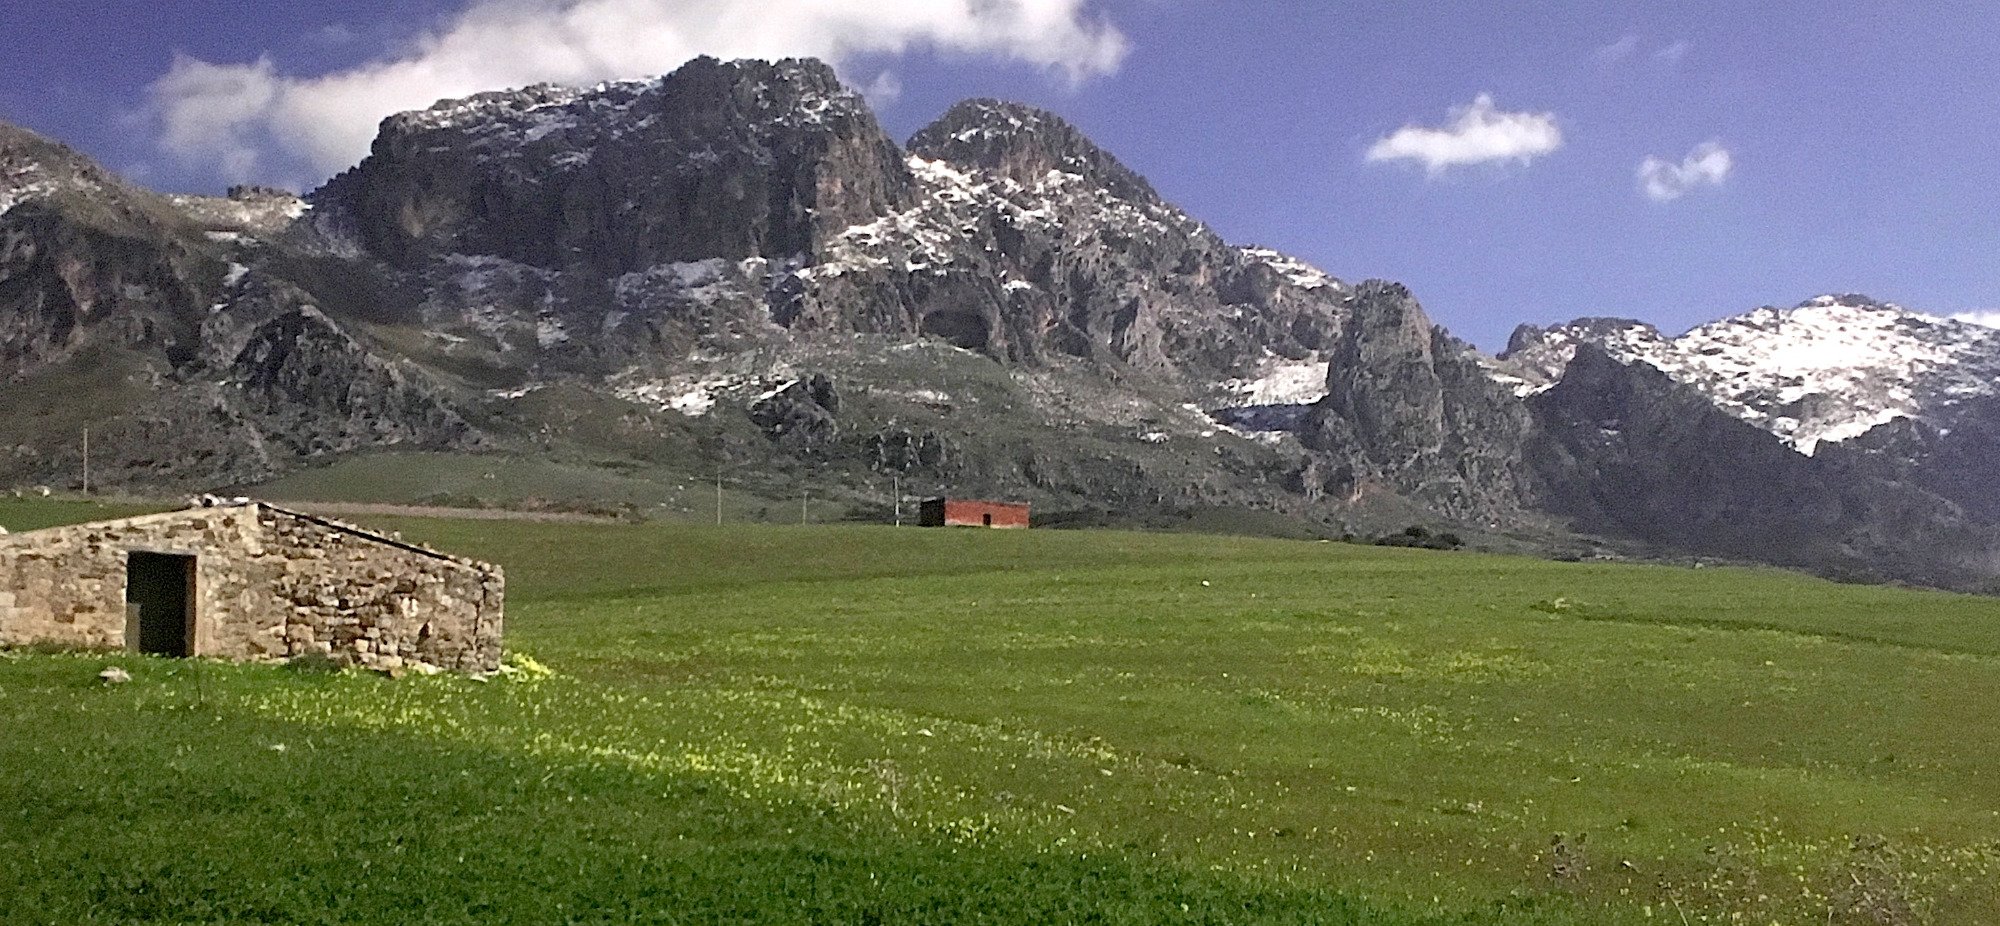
2,57,1996,589
0,122,473,487
1504,296,2000,546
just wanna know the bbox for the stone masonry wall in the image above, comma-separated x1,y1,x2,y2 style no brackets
0,504,503,672
255,507,502,672
0,506,265,654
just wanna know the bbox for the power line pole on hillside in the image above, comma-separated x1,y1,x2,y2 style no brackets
893,475,901,527
715,470,723,526
801,491,809,525
81,427,89,496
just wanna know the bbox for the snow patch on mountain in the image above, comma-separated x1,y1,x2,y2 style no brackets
1508,295,2000,454
1225,351,1329,406
0,179,53,217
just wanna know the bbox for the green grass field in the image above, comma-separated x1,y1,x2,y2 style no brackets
3,498,1997,924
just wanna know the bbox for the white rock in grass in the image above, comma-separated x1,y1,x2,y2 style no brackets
98,666,131,684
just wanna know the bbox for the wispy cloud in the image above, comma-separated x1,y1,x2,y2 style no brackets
1595,34,1640,62
1953,311,2000,329
1365,94,1563,174
309,23,360,48
1596,35,1691,65
139,0,1133,188
860,71,905,108
1653,40,1692,63
1638,141,1732,202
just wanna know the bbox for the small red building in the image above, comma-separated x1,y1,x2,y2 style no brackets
918,498,1030,529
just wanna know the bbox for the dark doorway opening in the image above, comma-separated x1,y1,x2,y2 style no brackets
983,513,993,527
128,552,195,657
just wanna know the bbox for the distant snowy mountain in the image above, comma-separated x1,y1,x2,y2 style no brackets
1502,295,2000,455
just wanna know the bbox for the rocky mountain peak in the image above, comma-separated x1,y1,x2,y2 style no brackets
1299,281,1531,521
907,99,1159,205
0,120,124,217
1503,292,2000,459
1796,293,1889,311
1503,316,1658,357
314,55,913,274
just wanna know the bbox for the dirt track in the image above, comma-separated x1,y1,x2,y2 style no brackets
272,501,622,524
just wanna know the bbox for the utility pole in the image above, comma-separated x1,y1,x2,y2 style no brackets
893,475,901,527
715,470,723,526
801,491,809,525
81,427,89,496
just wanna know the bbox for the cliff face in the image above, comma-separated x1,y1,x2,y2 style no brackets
0,121,223,374
316,58,917,275
1301,282,1531,522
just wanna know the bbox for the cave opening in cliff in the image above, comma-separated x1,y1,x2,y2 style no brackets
920,308,991,352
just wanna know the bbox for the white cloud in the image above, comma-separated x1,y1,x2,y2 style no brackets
1595,35,1639,62
1365,94,1563,174
860,71,905,108
1637,141,1733,202
1953,311,2000,329
141,0,1132,187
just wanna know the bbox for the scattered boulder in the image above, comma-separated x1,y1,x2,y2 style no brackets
751,374,840,452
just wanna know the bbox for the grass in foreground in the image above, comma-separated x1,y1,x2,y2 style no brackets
4,500,1998,924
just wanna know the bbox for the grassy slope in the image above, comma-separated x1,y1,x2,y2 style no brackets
3,500,1997,924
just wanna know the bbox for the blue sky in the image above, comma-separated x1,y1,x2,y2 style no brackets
4,0,1997,348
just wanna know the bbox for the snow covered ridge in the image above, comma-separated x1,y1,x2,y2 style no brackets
169,189,311,236
1508,295,2000,455
1240,248,1346,294
807,154,1204,282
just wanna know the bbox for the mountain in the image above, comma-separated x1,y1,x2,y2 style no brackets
1503,295,2000,538
0,122,473,487
2,57,1996,589
1525,343,1996,587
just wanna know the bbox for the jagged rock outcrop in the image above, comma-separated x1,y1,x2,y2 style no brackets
1301,282,1531,521
0,119,475,490
866,428,952,473
227,306,475,457
317,57,1348,393
750,373,840,453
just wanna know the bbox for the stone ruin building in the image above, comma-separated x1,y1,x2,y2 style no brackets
0,501,503,673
